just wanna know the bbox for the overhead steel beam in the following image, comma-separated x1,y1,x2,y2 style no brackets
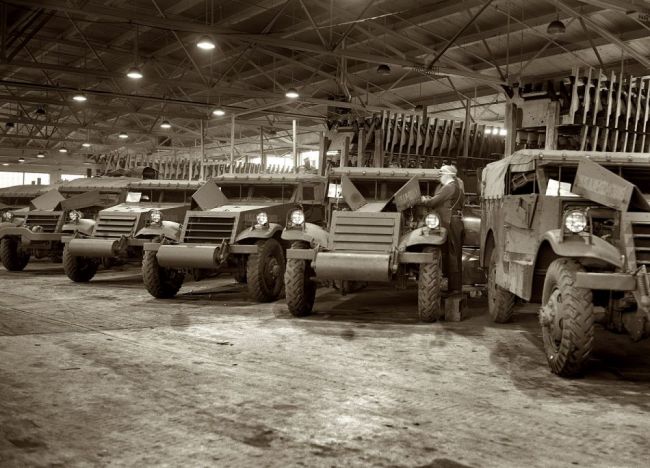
5,0,506,85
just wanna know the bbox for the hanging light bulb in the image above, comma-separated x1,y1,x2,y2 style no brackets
126,66,143,79
1,163,9,166
36,151,45,158
285,88,299,99
376,64,391,75
212,108,226,117
118,132,129,139
35,106,46,115
196,35,216,50
82,142,92,148
547,18,566,36
72,93,87,102
59,146,68,153
5,122,14,129
18,157,25,163
160,120,171,129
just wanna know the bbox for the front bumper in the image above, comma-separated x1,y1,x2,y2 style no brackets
67,237,147,258
286,248,435,282
0,226,63,245
153,243,257,269
575,272,637,291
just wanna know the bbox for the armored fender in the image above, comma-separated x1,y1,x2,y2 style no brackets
135,221,182,242
281,222,329,248
62,219,95,236
235,223,283,243
542,229,623,269
398,227,448,251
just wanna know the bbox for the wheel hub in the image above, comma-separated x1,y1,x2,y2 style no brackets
541,289,564,344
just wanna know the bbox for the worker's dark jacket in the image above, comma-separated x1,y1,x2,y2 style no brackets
421,179,465,292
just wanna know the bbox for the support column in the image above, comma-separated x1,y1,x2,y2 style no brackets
545,101,560,150
318,132,326,176
199,119,205,181
230,114,235,172
292,119,298,170
260,126,266,171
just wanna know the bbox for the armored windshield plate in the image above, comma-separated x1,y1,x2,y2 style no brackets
393,177,421,211
574,159,650,212
30,188,65,211
192,181,228,211
60,190,103,210
341,175,367,211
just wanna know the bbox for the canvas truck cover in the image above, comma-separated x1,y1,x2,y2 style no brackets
127,179,203,191
58,177,140,193
481,152,536,200
0,184,53,199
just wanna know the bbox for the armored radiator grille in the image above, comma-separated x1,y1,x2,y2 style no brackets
183,215,235,243
24,213,61,233
631,221,650,266
94,214,137,238
330,212,399,253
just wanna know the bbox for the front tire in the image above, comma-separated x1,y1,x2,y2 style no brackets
0,237,30,271
418,247,442,322
63,245,98,282
540,258,594,377
142,250,185,298
487,247,516,323
247,238,285,302
284,241,316,317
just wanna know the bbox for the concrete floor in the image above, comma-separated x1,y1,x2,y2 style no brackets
1,263,650,468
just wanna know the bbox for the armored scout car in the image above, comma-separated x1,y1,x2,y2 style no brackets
0,177,135,271
481,149,650,376
63,179,202,282
282,167,481,321
141,172,326,302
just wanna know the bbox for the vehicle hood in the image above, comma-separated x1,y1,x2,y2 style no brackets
207,204,278,213
101,202,188,213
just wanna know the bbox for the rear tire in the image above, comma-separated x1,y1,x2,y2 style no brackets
247,238,285,302
142,249,185,298
487,247,516,323
284,241,316,317
63,245,98,282
418,247,442,322
540,258,594,377
0,237,30,271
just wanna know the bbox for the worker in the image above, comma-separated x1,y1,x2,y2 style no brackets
420,165,465,294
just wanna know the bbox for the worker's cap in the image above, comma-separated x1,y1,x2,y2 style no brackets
440,165,458,176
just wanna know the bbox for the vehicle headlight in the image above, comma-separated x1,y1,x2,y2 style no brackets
256,212,268,226
290,209,305,226
425,213,440,229
150,209,162,224
564,210,587,233
68,210,82,222
2,211,13,221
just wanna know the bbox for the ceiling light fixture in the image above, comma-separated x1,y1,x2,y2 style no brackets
5,122,14,129
197,35,216,50
118,132,129,139
72,93,87,102
285,88,299,99
18,157,25,163
160,119,171,129
126,66,143,80
547,18,566,36
376,64,391,75
59,147,68,153
2,163,9,166
35,107,46,115
212,108,225,117
36,151,45,158
82,142,92,148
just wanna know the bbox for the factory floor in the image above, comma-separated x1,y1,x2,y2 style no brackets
1,262,650,468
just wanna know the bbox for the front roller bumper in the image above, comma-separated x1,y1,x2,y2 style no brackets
67,237,146,258
286,249,435,282
575,272,636,291
152,243,258,269
0,226,62,245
